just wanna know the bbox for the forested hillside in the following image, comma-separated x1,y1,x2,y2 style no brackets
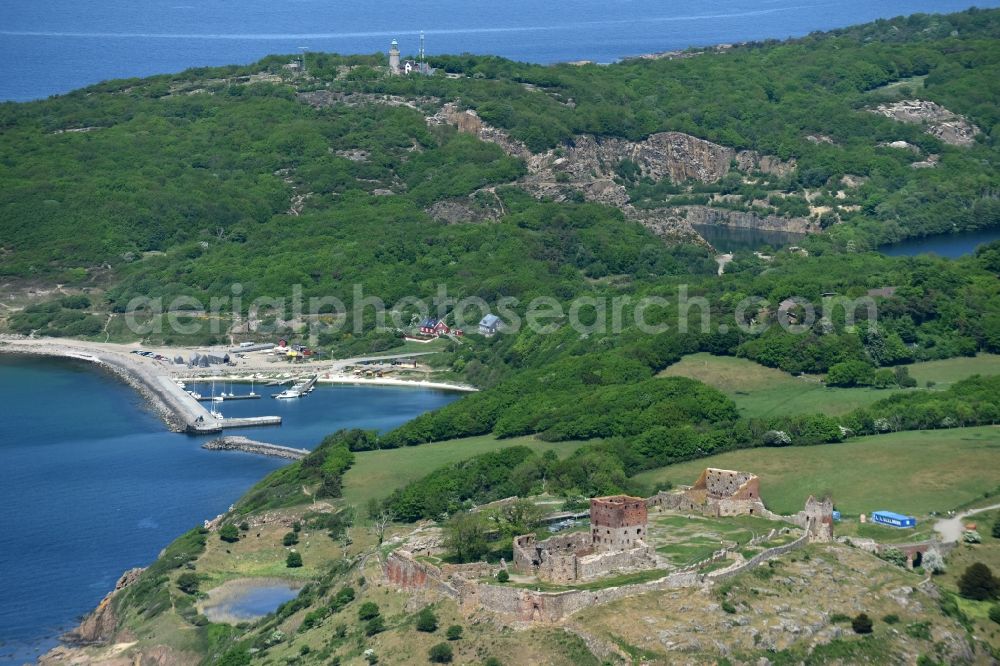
2,8,999,284
2,9,1000,460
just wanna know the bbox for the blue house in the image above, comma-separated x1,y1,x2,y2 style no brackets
478,313,502,337
870,510,916,528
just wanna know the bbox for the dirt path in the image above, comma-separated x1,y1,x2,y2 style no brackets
934,503,1000,543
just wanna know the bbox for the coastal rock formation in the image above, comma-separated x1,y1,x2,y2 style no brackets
62,567,144,646
871,100,981,146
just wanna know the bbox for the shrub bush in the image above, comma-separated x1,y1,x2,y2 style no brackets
176,572,199,595
358,601,381,620
416,607,438,632
446,625,463,640
286,551,303,568
365,616,386,636
851,613,873,634
958,562,999,600
989,604,1000,625
496,570,509,583
219,524,240,543
905,621,932,640
428,642,454,663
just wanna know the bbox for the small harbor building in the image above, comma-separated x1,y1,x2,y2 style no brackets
870,510,917,528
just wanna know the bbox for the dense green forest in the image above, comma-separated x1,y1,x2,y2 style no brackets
2,9,1000,497
2,8,999,285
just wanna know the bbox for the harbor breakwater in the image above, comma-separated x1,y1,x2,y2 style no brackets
0,339,193,431
202,436,308,460
0,338,282,434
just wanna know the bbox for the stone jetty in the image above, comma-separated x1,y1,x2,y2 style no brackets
202,436,308,460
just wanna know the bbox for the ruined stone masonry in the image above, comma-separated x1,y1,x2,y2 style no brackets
649,468,834,542
513,495,657,584
650,467,766,518
382,477,828,623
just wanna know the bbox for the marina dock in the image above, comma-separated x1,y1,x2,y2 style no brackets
273,374,318,399
155,376,281,434
195,394,262,402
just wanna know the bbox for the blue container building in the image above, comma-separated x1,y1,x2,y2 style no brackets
870,510,916,528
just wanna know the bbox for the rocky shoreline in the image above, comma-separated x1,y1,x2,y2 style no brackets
0,339,187,431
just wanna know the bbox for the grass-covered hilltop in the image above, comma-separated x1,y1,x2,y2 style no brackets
7,7,1000,666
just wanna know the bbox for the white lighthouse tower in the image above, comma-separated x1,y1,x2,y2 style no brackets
389,39,401,75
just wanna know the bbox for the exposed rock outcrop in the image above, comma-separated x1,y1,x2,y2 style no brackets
680,206,818,234
297,93,808,238
426,197,503,224
298,90,440,112
871,100,980,146
425,102,803,241
62,567,144,646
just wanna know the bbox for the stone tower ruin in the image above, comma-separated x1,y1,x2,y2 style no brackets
590,495,648,552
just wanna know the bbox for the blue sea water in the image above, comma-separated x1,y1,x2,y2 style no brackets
0,356,457,664
2,0,999,102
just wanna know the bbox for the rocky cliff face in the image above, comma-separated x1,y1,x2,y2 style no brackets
425,103,804,242
61,567,144,646
679,205,819,233
871,99,981,147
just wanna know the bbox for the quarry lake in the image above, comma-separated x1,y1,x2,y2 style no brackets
878,227,1000,258
0,356,458,665
3,0,1000,101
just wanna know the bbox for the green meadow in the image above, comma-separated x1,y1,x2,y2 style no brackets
341,434,583,509
658,353,1000,418
633,426,1000,515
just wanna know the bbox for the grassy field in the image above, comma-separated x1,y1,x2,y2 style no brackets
657,353,1000,418
657,353,901,417
633,426,1000,515
904,353,1000,387
367,337,450,356
648,513,786,567
341,434,584,509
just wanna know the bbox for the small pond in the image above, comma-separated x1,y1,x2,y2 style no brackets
200,578,303,623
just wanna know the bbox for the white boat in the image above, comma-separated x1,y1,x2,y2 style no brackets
187,390,202,400
210,406,224,419
274,389,302,400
